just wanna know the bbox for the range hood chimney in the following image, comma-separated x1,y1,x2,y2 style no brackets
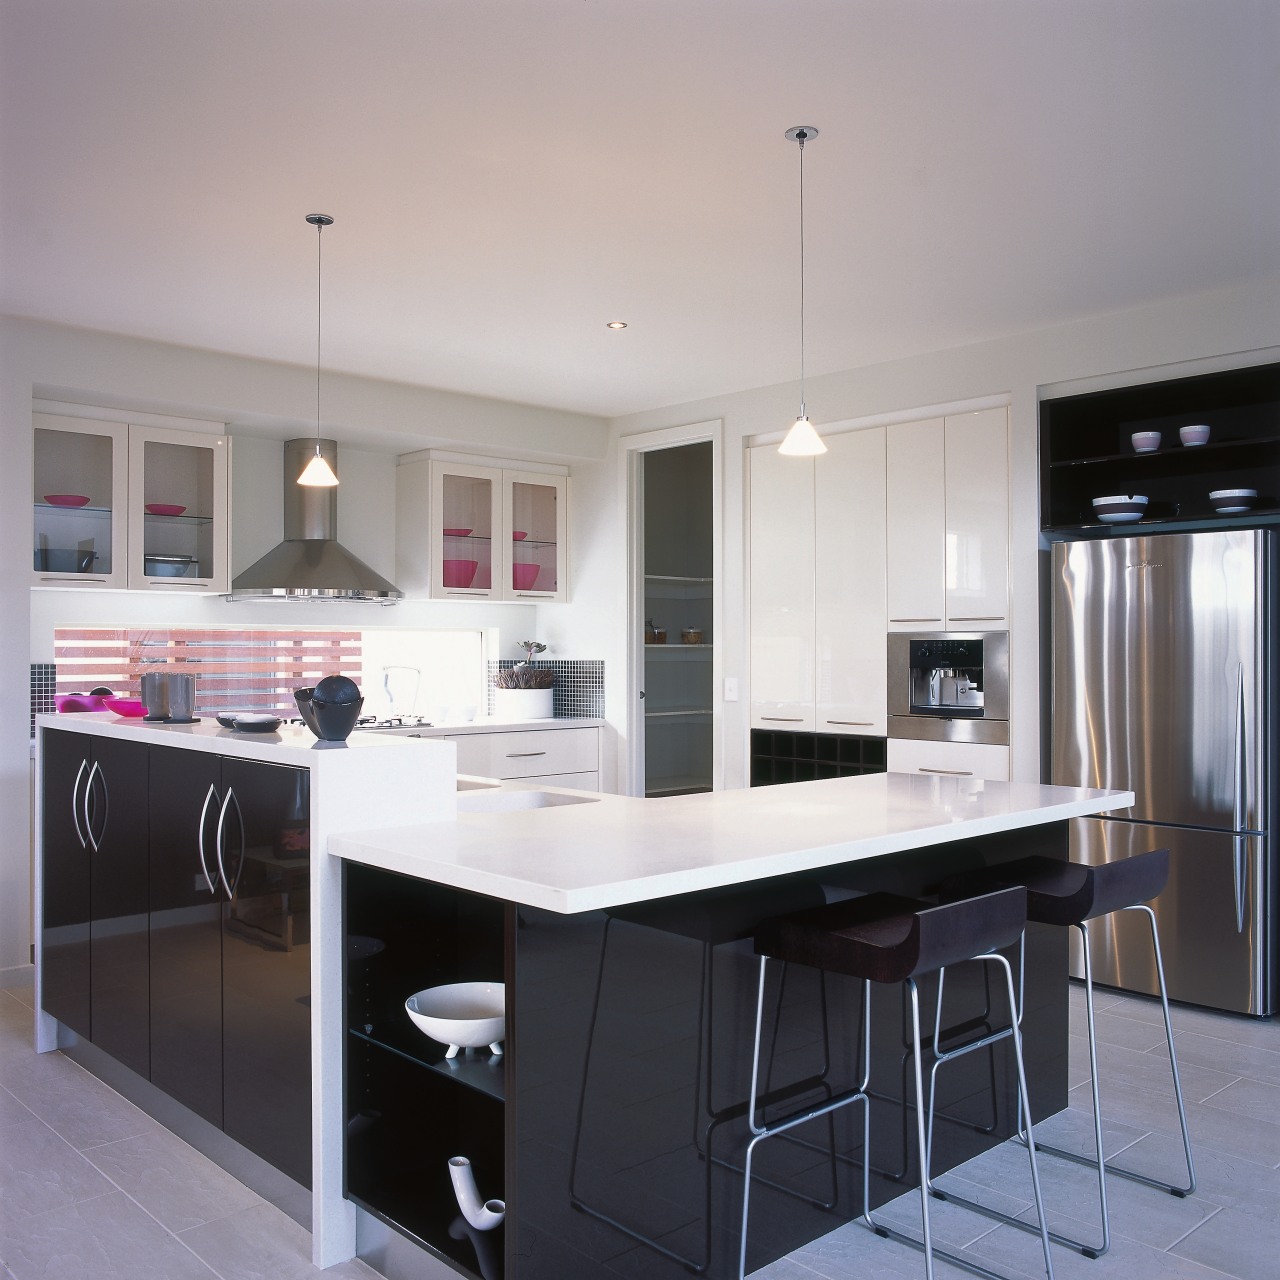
229,438,402,602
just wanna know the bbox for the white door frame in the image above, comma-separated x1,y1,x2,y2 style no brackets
620,420,723,798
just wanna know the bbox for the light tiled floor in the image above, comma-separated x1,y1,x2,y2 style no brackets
2,980,1277,1279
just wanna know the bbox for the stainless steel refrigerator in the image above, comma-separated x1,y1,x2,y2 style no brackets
1050,529,1275,1016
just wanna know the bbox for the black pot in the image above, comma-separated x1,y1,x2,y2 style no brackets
310,694,365,742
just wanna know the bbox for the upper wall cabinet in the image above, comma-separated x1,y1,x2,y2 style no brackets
1040,361,1280,534
395,455,568,602
749,428,888,735
33,413,230,592
886,408,1009,630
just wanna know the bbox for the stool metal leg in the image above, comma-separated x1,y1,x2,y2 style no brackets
1023,906,1196,1204
871,957,1055,1280
738,960,870,1280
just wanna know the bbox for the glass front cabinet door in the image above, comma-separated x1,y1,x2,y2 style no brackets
503,470,567,601
126,426,230,592
427,462,567,601
33,414,130,589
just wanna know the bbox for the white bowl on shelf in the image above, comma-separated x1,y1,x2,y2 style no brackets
1130,431,1161,452
1180,424,1211,446
405,982,505,1058
1209,488,1257,514
1091,494,1148,523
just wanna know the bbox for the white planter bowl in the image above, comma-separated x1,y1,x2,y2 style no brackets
492,687,554,721
1130,431,1161,452
405,982,505,1058
1180,424,1211,446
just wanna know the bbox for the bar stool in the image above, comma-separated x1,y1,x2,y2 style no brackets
739,888,1054,1280
569,879,835,1273
937,849,1195,1259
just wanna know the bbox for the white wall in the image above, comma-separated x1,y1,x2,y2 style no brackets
552,275,1280,795
2,315,607,984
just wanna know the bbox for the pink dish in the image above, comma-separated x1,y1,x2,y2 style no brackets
443,528,473,537
56,693,110,713
44,494,90,508
512,563,540,590
145,503,187,517
511,530,528,541
104,697,146,717
442,559,479,588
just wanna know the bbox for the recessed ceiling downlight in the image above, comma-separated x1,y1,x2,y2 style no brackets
606,320,628,329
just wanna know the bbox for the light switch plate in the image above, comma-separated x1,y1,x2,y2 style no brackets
723,677,739,702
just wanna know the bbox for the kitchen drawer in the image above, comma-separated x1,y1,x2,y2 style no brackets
447,727,599,780
887,737,1009,782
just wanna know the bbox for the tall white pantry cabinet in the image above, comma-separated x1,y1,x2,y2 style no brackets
749,407,1010,778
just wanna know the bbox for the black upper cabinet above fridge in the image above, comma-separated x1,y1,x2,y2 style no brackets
1040,361,1280,534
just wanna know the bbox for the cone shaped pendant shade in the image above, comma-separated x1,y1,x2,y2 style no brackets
778,414,826,457
297,447,339,487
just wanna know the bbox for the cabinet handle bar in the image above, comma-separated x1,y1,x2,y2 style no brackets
826,720,873,726
948,616,1004,622
918,767,973,776
41,576,107,584
890,617,942,623
761,717,804,723
71,759,89,849
506,751,547,758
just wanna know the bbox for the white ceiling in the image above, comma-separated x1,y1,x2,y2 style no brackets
2,0,1277,421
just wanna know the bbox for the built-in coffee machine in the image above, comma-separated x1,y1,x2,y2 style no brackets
887,631,1009,744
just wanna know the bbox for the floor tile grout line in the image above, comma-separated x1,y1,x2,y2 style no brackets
1163,1203,1225,1254
1196,1077,1245,1105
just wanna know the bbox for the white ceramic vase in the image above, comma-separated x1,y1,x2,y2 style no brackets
492,687,554,721
448,1156,506,1230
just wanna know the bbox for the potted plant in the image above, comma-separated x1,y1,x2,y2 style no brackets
492,641,555,721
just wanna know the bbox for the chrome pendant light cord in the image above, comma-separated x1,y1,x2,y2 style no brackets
299,214,339,486
797,128,806,418
315,216,323,448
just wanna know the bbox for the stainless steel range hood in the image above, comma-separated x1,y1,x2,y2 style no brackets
229,438,402,602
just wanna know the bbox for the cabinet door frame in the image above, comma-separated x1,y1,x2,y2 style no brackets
943,407,1009,629
126,424,231,592
501,469,568,602
429,461,504,600
32,414,130,589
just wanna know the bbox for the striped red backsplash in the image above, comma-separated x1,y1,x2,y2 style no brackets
54,628,363,716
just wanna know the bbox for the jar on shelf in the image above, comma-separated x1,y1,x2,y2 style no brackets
681,627,703,645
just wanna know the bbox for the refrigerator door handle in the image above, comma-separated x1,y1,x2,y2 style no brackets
1233,664,1248,836
1233,834,1247,935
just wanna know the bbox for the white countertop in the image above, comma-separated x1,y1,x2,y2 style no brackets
330,773,1134,914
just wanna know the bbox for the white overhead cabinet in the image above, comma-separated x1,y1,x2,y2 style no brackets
33,413,230,592
395,456,568,601
886,408,1009,630
749,428,887,735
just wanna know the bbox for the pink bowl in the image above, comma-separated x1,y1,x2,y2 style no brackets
511,530,528,541
56,694,110,713
104,697,146,717
512,563,540,591
442,559,479,588
44,494,90,507
145,503,187,516
443,527,473,537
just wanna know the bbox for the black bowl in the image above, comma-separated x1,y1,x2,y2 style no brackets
293,688,322,737
308,695,364,742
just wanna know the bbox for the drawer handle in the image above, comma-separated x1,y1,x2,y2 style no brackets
918,767,973,777
826,720,873,726
948,616,1003,622
761,717,804,723
506,751,547,758
41,576,107,584
890,617,942,623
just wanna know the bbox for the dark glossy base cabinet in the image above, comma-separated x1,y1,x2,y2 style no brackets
42,730,150,1077
41,728,312,1188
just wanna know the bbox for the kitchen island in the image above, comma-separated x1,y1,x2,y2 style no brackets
32,715,1130,1280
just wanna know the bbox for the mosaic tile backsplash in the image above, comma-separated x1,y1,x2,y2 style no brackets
487,659,604,718
30,663,56,737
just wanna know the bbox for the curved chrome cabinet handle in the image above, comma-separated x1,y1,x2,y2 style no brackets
197,784,219,895
216,787,246,898
71,759,89,849
84,759,105,852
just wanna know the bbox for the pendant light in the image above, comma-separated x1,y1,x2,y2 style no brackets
297,213,340,487
778,126,827,457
